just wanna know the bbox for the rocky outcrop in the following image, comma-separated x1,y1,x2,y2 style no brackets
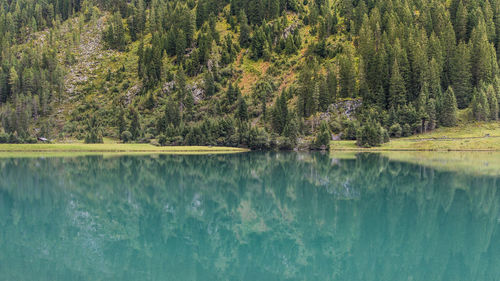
328,99,362,119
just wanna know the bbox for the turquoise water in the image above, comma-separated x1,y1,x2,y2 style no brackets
0,152,499,280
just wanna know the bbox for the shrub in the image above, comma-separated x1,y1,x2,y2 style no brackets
0,133,8,143
84,132,103,144
121,131,133,143
312,121,331,150
248,127,270,150
158,134,167,146
356,120,388,148
8,133,20,144
389,123,402,138
402,123,411,137
25,137,38,144
341,120,359,140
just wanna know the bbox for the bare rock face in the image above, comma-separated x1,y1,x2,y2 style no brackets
189,83,205,104
126,84,141,105
162,81,175,94
328,99,362,120
282,22,300,39
162,80,204,104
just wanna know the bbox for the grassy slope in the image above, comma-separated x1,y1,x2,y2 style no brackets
331,122,500,151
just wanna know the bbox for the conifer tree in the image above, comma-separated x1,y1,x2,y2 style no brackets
454,0,468,42
239,10,251,48
236,97,248,121
486,84,499,120
389,59,407,108
451,42,473,108
204,71,216,96
128,107,141,140
440,86,458,127
471,19,498,86
271,90,288,134
338,45,357,98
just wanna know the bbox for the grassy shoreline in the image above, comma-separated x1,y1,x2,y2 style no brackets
0,143,249,154
331,122,500,151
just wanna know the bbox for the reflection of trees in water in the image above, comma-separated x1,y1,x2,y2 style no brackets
0,153,499,280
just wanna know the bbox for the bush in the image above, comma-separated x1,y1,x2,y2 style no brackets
0,133,8,143
312,121,331,150
356,121,388,148
341,120,359,140
402,123,411,137
158,134,167,146
121,131,133,143
84,132,103,144
8,133,20,144
139,133,154,143
389,123,402,138
24,137,38,144
248,127,270,150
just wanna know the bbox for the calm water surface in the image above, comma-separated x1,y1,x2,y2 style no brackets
0,152,499,280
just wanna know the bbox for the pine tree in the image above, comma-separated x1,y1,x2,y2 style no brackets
237,97,248,121
451,42,473,108
239,10,251,48
128,107,141,140
389,59,407,108
426,98,437,131
440,86,458,127
271,90,288,134
226,83,238,105
326,66,337,103
8,67,20,96
176,29,187,60
204,71,216,96
338,45,357,98
455,0,468,42
471,89,485,121
471,19,498,86
318,76,330,111
486,84,499,120
117,109,126,137
297,59,317,117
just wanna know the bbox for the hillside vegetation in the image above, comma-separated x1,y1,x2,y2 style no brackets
0,0,500,149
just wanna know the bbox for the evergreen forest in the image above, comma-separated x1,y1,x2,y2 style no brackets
1,0,499,148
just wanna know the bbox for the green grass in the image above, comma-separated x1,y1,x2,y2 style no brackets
331,122,500,151
0,143,249,155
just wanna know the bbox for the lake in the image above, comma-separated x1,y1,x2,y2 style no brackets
0,152,499,280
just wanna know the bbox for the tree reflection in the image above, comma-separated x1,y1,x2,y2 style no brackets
0,153,499,280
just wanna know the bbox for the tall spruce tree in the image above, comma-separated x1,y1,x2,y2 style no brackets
440,86,458,127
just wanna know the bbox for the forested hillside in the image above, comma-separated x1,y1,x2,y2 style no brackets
0,0,499,148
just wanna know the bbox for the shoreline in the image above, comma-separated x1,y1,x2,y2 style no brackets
330,148,500,152
0,144,250,154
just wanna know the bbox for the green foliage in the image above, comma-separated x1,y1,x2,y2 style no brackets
84,115,103,144
356,119,387,148
312,121,331,150
342,119,360,141
389,123,402,138
121,131,133,143
103,12,128,51
236,98,249,122
440,87,458,127
5,0,500,148
271,91,289,134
